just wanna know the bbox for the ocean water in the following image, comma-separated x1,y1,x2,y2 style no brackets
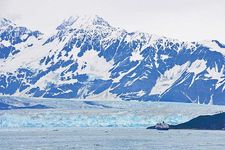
0,128,225,150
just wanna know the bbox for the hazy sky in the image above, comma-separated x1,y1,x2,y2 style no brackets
0,0,225,43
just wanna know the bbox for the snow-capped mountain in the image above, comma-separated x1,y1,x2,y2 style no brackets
0,15,225,104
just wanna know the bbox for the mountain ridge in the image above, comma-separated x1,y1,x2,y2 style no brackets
0,16,225,104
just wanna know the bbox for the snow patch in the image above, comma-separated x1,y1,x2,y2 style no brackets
86,90,120,101
35,71,60,90
136,90,146,97
201,41,225,56
160,54,169,60
205,64,225,90
113,62,140,83
1,40,11,47
77,49,113,80
187,60,207,74
130,51,143,62
21,34,28,40
0,36,48,72
150,62,190,95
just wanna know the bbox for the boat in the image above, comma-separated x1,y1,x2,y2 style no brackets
155,122,169,130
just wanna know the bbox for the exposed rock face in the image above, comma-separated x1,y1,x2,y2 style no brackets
169,112,225,130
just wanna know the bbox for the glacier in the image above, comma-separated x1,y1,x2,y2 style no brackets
0,96,225,128
0,15,225,104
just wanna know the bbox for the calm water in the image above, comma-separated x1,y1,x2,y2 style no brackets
0,128,225,150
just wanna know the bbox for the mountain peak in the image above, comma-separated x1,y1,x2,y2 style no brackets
56,15,111,30
0,18,15,28
212,40,225,48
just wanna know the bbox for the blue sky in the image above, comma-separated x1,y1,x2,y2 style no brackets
0,0,225,43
